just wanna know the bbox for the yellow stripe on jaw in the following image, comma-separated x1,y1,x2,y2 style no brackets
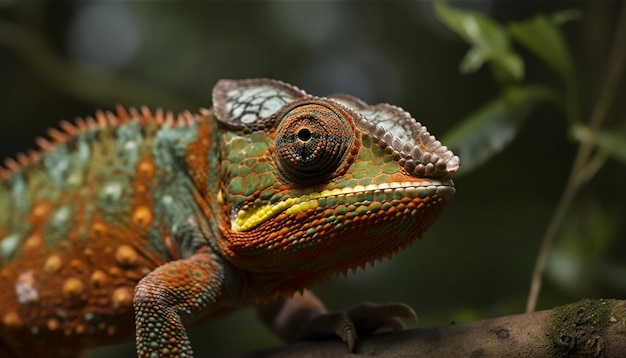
230,181,449,232
231,193,320,232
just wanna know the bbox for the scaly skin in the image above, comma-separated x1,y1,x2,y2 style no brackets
0,79,459,357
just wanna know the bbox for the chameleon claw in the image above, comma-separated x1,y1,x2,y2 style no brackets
346,302,419,335
297,302,418,352
302,311,359,351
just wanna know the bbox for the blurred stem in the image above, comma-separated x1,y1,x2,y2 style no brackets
0,19,198,111
526,2,626,313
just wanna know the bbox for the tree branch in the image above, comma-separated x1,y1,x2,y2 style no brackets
228,299,626,358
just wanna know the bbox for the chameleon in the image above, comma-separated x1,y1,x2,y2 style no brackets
0,78,459,357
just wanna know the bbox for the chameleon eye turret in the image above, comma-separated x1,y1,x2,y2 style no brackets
0,78,458,358
274,99,358,184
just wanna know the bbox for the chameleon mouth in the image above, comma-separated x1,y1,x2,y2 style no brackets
231,180,455,232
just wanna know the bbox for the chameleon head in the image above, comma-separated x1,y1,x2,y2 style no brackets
213,79,459,292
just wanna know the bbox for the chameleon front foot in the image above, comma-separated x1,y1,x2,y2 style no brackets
304,302,419,352
258,290,418,353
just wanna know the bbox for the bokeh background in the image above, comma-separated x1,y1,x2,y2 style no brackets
1,1,624,357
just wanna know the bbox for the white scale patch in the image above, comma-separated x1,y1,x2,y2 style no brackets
0,233,20,260
227,86,294,124
117,121,143,173
161,195,173,205
240,113,258,124
125,140,137,151
52,206,71,224
62,134,91,189
16,270,39,304
10,172,30,213
100,182,123,202
43,145,71,186
76,135,92,165
10,173,25,201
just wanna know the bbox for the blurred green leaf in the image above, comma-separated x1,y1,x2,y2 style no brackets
571,124,626,164
435,2,524,81
458,47,486,74
547,201,618,295
489,53,524,84
507,13,575,84
442,86,558,174
551,9,582,26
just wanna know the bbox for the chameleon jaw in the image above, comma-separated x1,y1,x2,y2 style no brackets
230,180,455,232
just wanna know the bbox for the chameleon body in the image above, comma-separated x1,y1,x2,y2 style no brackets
0,79,459,357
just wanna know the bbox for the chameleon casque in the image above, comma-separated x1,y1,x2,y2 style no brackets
0,78,459,357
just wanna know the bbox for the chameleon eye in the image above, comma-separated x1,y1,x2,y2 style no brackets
274,101,355,183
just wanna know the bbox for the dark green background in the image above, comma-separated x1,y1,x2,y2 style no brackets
0,1,624,357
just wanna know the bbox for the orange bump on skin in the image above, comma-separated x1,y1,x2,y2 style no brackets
63,277,84,298
92,222,107,236
108,267,122,278
135,183,148,194
107,325,116,336
3,311,22,328
90,270,107,287
115,245,138,267
132,206,153,227
70,259,85,273
30,202,51,221
23,234,43,250
47,318,60,331
112,287,133,309
44,254,62,273
138,159,155,177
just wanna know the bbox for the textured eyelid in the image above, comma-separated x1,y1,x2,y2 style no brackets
329,94,460,178
213,78,307,131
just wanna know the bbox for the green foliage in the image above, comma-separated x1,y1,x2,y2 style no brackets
437,3,624,172
434,2,523,83
507,13,576,84
434,2,587,174
442,85,558,173
436,1,626,312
